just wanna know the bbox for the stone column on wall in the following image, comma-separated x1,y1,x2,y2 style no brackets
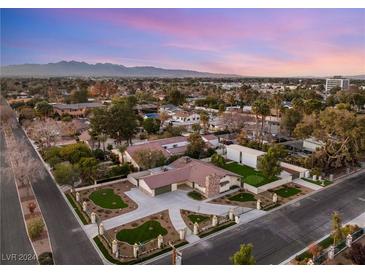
235,216,240,224
212,215,218,227
229,209,234,221
256,199,261,210
157,234,164,249
133,243,139,258
179,229,186,241
90,212,96,224
193,222,199,235
328,245,335,260
272,193,278,204
312,175,317,181
346,234,353,247
82,201,87,212
112,239,118,254
99,223,104,236
76,192,80,202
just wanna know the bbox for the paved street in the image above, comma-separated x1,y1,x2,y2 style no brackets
0,130,37,265
150,172,365,265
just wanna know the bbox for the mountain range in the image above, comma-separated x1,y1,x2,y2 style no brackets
0,61,240,78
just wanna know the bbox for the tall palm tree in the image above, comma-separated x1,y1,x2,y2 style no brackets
200,111,209,133
252,99,271,146
98,133,108,152
118,143,128,164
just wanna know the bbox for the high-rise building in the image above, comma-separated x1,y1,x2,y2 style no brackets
325,76,350,92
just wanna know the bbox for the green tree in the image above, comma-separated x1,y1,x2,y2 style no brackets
109,102,138,144
143,118,161,134
252,99,271,145
118,143,128,164
133,149,166,170
281,108,302,136
186,132,206,159
332,212,344,246
199,111,209,133
166,88,186,105
70,89,88,103
53,162,80,186
230,244,256,265
78,157,98,183
257,145,283,180
35,101,53,118
211,153,225,167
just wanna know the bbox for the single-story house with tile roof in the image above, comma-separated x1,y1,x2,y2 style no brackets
129,156,240,197
52,102,103,117
226,144,266,169
122,134,219,170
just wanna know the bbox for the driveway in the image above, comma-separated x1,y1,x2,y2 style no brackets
83,189,258,239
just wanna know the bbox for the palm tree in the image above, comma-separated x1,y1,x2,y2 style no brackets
98,133,108,152
200,111,209,133
252,99,271,145
118,143,128,164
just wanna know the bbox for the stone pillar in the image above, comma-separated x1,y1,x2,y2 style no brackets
157,234,163,249
90,212,96,224
256,199,261,210
313,175,317,181
318,176,322,181
307,259,314,265
347,167,351,174
99,223,104,236
272,193,278,204
229,209,234,221
235,216,240,224
112,239,118,254
82,201,87,212
179,229,186,241
328,245,335,260
76,192,80,202
305,170,310,178
193,222,199,235
133,243,139,258
329,174,334,182
346,234,353,248
212,215,218,227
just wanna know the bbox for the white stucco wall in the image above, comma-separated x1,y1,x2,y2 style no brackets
226,147,259,168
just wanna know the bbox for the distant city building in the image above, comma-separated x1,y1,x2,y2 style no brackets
325,76,350,92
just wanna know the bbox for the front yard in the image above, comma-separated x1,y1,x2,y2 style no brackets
302,177,332,187
223,162,278,187
89,188,128,209
274,186,301,198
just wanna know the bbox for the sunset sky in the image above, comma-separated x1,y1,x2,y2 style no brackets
1,9,364,76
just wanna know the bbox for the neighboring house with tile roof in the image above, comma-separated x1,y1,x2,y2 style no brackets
52,102,103,117
128,156,240,197
122,134,219,169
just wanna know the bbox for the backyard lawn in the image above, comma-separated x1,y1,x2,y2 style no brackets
116,220,168,244
89,188,128,209
274,186,301,198
228,192,256,202
223,162,278,187
187,214,210,224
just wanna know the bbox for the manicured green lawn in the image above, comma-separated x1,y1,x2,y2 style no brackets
89,188,128,209
116,220,167,244
223,162,278,187
228,192,256,202
302,178,332,187
187,191,204,200
188,214,210,224
274,186,301,198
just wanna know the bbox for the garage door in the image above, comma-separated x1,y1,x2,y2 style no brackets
154,185,172,195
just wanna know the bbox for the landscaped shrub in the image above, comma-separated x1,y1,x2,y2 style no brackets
93,148,105,161
188,191,204,200
107,163,131,178
38,252,54,265
27,218,45,240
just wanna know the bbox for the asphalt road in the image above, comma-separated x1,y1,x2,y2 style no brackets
0,130,37,265
8,124,103,265
150,172,365,265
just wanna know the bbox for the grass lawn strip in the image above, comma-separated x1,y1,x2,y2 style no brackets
188,214,210,224
116,220,167,245
274,186,301,198
89,188,128,209
302,177,332,186
228,192,256,202
223,162,278,187
187,191,204,200
66,193,90,225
